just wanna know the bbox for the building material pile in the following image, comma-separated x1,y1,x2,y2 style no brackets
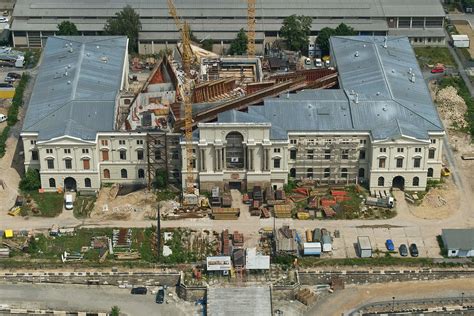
274,204,292,218
276,225,298,255
0,248,9,259
114,251,141,260
233,231,244,248
112,229,132,250
222,229,231,256
266,188,286,206
295,288,317,306
436,86,468,130
211,207,239,220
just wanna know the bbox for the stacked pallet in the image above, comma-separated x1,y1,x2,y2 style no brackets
0,248,9,259
274,204,292,218
222,229,231,256
295,288,317,306
233,231,244,247
212,208,240,220
114,251,141,260
261,207,270,218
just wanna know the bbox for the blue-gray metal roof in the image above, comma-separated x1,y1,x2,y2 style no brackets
22,36,128,140
215,36,444,141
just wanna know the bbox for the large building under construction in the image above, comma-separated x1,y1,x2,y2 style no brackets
11,0,446,53
186,36,445,193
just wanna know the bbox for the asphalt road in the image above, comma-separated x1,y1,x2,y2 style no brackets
0,283,195,316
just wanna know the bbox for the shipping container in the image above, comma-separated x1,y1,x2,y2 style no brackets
303,242,321,256
357,236,372,258
305,230,313,242
312,228,322,242
322,234,332,252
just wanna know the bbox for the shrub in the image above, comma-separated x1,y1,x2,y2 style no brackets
19,168,41,191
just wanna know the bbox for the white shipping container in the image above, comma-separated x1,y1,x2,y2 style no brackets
303,242,321,256
357,236,372,258
452,35,470,48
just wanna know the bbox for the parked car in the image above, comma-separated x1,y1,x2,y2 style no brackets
399,244,408,256
131,287,147,295
441,167,451,177
5,72,21,82
0,114,6,123
314,58,323,67
431,66,445,73
64,194,74,210
385,239,395,251
0,83,13,88
155,288,165,304
0,17,9,23
409,243,419,257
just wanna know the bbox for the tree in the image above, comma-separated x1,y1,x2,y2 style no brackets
228,28,248,55
153,170,168,189
110,306,120,316
335,23,357,36
104,5,142,53
57,21,79,36
316,23,356,55
19,168,41,191
280,15,313,52
201,38,214,52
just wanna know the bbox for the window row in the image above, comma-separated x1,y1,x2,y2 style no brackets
102,168,145,179
289,149,366,160
377,176,420,187
101,149,162,161
48,177,91,188
46,158,90,170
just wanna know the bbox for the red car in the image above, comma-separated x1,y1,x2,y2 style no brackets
431,67,445,73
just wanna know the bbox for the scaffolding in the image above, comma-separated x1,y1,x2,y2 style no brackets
292,136,360,185
146,132,168,190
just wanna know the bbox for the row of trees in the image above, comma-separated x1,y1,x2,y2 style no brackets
57,7,356,55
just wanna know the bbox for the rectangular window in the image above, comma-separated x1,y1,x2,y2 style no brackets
137,150,144,160
46,149,53,154
30,140,36,145
83,159,90,170
172,151,179,160
324,149,331,160
137,140,144,145
273,148,280,153
398,17,411,28
307,150,314,160
359,139,366,145
274,159,281,169
290,149,297,160
119,140,126,145
47,159,54,169
396,158,403,168
82,149,89,154
120,150,127,160
65,159,72,169
290,139,297,145
359,150,366,160
341,149,349,160
380,148,387,153
31,150,39,161
154,150,161,160
414,158,421,168
415,148,421,153
397,148,404,153
428,149,436,159
101,139,108,146
379,158,386,168
430,139,436,144
102,150,109,161
64,149,71,154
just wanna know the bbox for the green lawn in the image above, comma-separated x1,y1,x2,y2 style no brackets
73,195,96,218
414,47,455,67
24,191,64,217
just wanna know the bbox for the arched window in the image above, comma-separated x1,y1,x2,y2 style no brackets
84,178,91,188
103,169,110,179
49,178,56,188
290,168,296,178
138,169,145,179
358,168,365,178
341,168,348,178
307,168,313,178
121,169,128,179
413,176,419,186
427,168,434,177
378,176,385,186
226,132,244,169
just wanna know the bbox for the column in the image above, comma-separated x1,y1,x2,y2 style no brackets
222,148,226,170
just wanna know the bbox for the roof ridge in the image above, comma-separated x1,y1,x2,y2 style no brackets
393,98,443,129
70,42,85,101
23,100,73,131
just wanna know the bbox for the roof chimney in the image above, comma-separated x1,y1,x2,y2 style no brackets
408,67,412,74
410,73,416,83
354,51,359,57
354,93,359,104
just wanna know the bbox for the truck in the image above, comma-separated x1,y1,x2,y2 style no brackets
357,236,372,258
451,34,470,48
365,196,394,208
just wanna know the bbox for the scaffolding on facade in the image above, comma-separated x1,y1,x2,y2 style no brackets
292,136,360,185
146,132,168,190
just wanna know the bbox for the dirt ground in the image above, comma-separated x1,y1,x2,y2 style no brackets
90,187,158,221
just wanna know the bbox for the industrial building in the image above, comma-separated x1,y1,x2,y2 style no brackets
20,36,180,192
186,36,445,192
442,229,474,258
11,0,445,53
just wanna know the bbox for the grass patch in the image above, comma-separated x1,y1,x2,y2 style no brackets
73,195,96,218
459,47,473,62
336,185,365,219
156,189,179,201
414,47,455,67
298,256,435,267
439,76,474,137
23,191,64,217
0,125,9,158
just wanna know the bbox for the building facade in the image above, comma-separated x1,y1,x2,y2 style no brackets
184,36,445,192
11,0,445,53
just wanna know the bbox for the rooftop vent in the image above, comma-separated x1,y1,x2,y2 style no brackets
101,56,109,63
408,67,413,74
383,36,388,48
410,73,415,83
354,93,359,104
67,80,71,85
354,51,359,57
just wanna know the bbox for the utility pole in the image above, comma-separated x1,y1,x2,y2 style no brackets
461,292,465,306
157,204,161,259
392,296,395,312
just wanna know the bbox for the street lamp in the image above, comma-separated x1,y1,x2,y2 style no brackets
392,296,395,312
461,292,465,307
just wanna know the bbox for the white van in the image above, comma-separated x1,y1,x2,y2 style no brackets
0,114,7,123
65,194,74,210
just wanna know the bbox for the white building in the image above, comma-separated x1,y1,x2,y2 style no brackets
442,229,474,258
184,36,445,192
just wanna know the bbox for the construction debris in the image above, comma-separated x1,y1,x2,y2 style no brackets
211,207,240,220
274,204,292,218
295,288,317,306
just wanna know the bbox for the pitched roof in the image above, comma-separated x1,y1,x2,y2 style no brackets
22,36,128,141
442,229,474,250
216,36,444,141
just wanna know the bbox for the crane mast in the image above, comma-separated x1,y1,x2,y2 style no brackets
247,0,256,57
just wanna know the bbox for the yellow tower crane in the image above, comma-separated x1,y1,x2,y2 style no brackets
167,0,195,194
247,0,256,57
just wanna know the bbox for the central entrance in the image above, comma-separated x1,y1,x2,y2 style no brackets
64,177,77,191
392,176,405,190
